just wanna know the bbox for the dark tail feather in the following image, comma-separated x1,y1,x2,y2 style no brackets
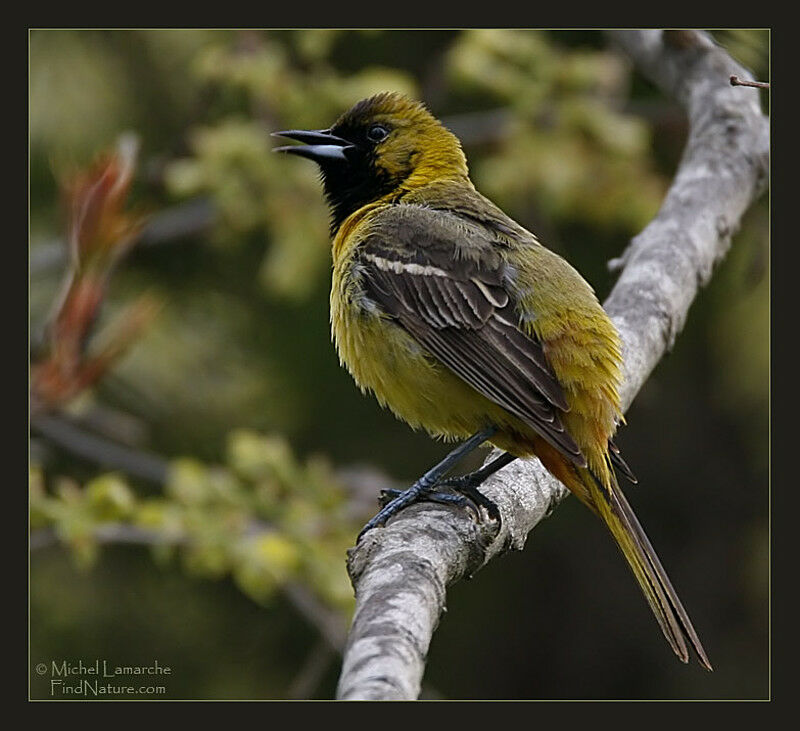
609,439,638,484
589,470,712,671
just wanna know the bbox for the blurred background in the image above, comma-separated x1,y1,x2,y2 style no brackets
29,29,769,700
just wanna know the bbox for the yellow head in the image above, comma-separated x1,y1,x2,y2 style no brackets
274,92,468,232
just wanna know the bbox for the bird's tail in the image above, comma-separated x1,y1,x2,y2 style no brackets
575,465,713,671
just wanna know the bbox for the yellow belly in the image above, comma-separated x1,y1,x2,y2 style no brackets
330,270,542,455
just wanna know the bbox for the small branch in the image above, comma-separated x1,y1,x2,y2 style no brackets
441,108,512,147
31,412,170,485
730,75,770,89
287,639,337,700
282,582,348,652
31,410,402,521
29,424,397,684
336,29,769,701
29,523,180,552
30,197,216,279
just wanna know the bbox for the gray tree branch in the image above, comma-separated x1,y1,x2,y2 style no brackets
335,29,769,701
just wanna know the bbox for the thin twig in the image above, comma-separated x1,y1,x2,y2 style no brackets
30,197,216,279
286,639,337,700
730,75,770,89
31,410,401,513
29,417,394,679
31,412,169,484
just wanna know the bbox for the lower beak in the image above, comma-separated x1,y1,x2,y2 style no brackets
272,129,355,163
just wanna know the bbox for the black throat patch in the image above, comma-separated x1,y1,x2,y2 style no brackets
319,155,403,235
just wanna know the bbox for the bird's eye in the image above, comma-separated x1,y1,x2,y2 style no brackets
367,124,389,143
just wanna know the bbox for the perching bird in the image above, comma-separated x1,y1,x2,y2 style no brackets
274,92,711,670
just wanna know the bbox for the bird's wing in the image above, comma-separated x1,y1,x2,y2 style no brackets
355,219,586,467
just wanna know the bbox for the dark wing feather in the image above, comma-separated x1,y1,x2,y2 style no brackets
357,238,586,468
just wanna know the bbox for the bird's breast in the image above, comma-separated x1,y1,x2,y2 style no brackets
329,255,509,440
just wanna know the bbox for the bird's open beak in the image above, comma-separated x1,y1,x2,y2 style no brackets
272,129,355,163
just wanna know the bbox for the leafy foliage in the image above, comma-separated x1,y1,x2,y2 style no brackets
32,430,357,611
447,30,666,231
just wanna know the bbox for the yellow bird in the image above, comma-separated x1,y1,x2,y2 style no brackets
274,92,711,670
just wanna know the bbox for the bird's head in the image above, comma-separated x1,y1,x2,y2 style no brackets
274,92,468,233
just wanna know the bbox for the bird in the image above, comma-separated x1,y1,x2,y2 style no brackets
273,91,711,670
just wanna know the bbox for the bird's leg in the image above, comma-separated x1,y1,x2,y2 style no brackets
379,451,517,523
357,426,497,542
439,451,517,491
438,451,517,523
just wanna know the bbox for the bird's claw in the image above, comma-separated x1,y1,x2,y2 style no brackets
358,483,499,544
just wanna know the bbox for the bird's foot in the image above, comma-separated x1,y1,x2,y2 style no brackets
435,454,515,525
357,473,501,544
355,428,508,544
357,479,440,543
438,477,501,524
380,483,497,525
378,487,469,509
378,485,485,521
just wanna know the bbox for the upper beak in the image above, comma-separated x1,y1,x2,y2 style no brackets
272,129,355,163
